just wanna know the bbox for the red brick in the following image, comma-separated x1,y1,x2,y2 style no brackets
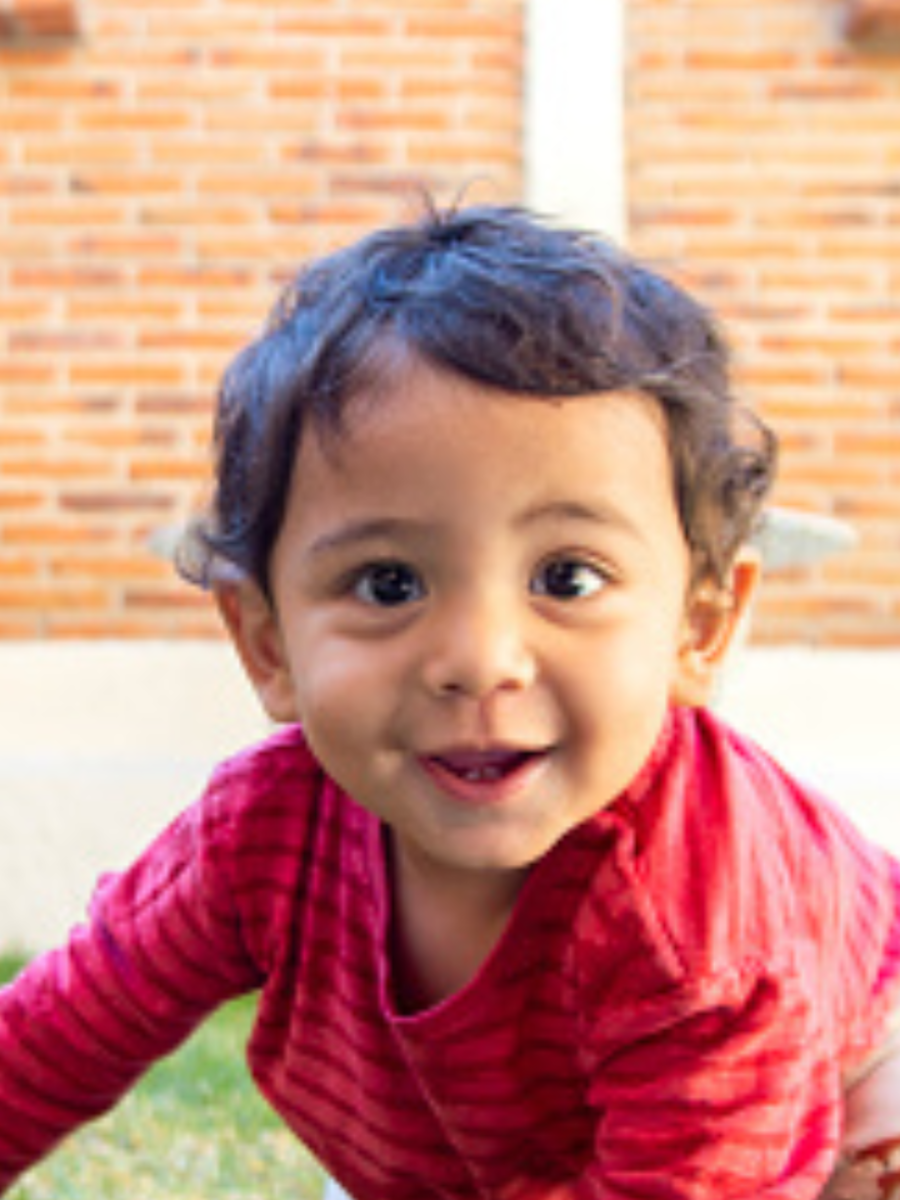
135,392,215,417
403,13,518,39
1,0,81,40
0,583,110,611
66,295,186,322
9,199,129,227
11,329,127,354
0,615,40,637
841,0,900,39
11,264,128,289
1,455,119,480
136,264,256,290
68,361,187,388
8,75,122,103
69,168,185,196
0,490,44,511
58,489,175,514
0,361,57,386
24,137,144,167
73,108,193,134
44,611,220,637
59,426,177,450
1,520,116,546
129,457,208,482
0,557,41,580
122,585,215,611
50,553,169,581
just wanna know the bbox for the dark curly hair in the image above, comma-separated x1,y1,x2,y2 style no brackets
180,202,776,596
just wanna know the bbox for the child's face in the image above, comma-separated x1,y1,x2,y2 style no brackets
223,360,740,894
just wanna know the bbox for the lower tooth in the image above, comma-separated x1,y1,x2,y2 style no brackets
463,767,498,782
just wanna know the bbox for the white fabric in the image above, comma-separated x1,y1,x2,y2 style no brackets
322,1180,354,1200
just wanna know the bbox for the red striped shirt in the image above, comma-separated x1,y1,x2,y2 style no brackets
2,706,899,1198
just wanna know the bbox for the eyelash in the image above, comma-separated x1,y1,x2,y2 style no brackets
350,561,425,608
346,555,609,609
531,557,608,600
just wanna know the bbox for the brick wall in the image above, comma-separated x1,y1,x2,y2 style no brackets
0,0,523,637
627,0,900,645
2,0,899,646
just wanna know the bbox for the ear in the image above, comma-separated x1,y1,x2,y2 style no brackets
214,581,300,724
671,549,761,708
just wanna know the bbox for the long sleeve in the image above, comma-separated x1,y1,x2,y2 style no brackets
0,779,263,1189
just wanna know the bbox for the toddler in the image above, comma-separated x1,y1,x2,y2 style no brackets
1,203,899,1199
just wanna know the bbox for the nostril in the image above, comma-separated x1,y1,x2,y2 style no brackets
428,670,533,701
436,678,466,698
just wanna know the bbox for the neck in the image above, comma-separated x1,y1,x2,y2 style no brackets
385,835,528,1013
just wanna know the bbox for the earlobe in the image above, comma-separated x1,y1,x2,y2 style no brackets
671,550,761,708
215,582,299,723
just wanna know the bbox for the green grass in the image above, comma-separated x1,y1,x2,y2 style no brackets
1,956,324,1199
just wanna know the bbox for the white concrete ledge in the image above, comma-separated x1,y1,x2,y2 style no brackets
0,642,897,952
719,648,900,854
0,641,267,951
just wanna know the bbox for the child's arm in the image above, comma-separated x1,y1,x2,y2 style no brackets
825,1019,900,1200
0,932,201,1182
0,791,261,1188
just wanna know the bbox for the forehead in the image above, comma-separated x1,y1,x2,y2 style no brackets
284,361,682,545
326,352,669,452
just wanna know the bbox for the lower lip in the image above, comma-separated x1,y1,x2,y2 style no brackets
418,753,549,807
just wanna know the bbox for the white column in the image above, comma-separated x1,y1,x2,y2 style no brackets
524,0,626,240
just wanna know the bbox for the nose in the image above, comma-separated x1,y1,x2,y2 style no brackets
421,591,537,701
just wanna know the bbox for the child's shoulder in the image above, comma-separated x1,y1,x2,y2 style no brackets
675,705,878,855
631,705,883,883
212,722,322,786
617,705,897,968
563,707,899,1039
199,723,336,832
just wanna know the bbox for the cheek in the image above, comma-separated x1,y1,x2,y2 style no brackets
572,612,681,698
291,651,365,731
561,630,677,756
293,684,371,799
285,639,397,765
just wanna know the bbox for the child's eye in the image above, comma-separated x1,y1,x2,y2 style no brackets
353,562,426,608
532,557,606,600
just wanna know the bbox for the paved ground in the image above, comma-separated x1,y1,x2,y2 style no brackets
1,643,898,953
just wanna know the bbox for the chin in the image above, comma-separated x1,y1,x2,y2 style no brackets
444,830,563,875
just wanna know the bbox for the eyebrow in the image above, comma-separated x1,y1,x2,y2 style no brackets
306,502,646,560
515,500,646,542
305,518,431,559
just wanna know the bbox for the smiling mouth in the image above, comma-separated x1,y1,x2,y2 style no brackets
432,749,539,782
420,747,549,800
